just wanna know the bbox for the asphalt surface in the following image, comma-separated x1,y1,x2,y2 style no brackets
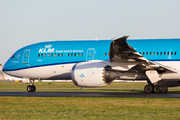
0,92,180,98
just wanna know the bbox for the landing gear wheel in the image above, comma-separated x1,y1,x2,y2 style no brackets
27,85,36,92
154,85,162,94
27,85,32,92
161,85,168,94
32,86,36,92
144,84,153,94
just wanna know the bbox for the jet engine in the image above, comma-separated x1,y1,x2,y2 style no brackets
71,60,121,87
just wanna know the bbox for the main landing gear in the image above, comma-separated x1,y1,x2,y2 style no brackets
27,80,36,92
27,85,36,92
144,84,168,94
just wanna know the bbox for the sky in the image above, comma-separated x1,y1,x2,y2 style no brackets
0,0,180,65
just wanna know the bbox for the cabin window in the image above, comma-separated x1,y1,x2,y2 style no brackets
81,53,83,56
74,53,76,56
58,54,60,57
41,54,43,57
54,54,56,57
77,53,80,56
61,53,63,57
71,53,73,57
47,54,49,57
108,53,109,56
38,54,40,57
105,53,107,56
44,54,46,57
51,54,53,57
68,53,69,57
134,51,177,56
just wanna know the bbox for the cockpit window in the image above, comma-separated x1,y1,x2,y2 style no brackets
11,54,15,58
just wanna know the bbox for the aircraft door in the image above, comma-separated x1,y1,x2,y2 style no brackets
86,48,95,61
23,49,31,64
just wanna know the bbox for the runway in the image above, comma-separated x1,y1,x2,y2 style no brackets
0,92,180,98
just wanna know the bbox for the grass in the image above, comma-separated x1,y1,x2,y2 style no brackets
0,82,180,93
0,82,180,119
0,82,147,92
0,97,180,119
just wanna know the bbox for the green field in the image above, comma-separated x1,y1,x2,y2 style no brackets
0,82,180,93
0,82,180,120
0,82,148,92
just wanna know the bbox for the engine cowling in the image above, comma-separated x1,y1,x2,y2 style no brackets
71,60,119,87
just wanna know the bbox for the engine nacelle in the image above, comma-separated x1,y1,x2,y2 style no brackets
71,60,119,87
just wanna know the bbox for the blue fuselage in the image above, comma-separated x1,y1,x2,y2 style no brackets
3,38,180,76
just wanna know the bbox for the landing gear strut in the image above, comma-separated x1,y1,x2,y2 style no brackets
27,79,36,92
144,84,168,94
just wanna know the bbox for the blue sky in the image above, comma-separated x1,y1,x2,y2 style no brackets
0,0,180,65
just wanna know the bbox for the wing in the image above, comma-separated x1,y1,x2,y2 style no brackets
109,36,177,73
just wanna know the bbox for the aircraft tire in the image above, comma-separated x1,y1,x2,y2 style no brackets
33,86,36,92
161,85,168,94
154,85,162,94
27,85,36,92
27,85,32,92
144,84,153,94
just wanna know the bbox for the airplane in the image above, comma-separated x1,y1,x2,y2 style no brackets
3,36,180,94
